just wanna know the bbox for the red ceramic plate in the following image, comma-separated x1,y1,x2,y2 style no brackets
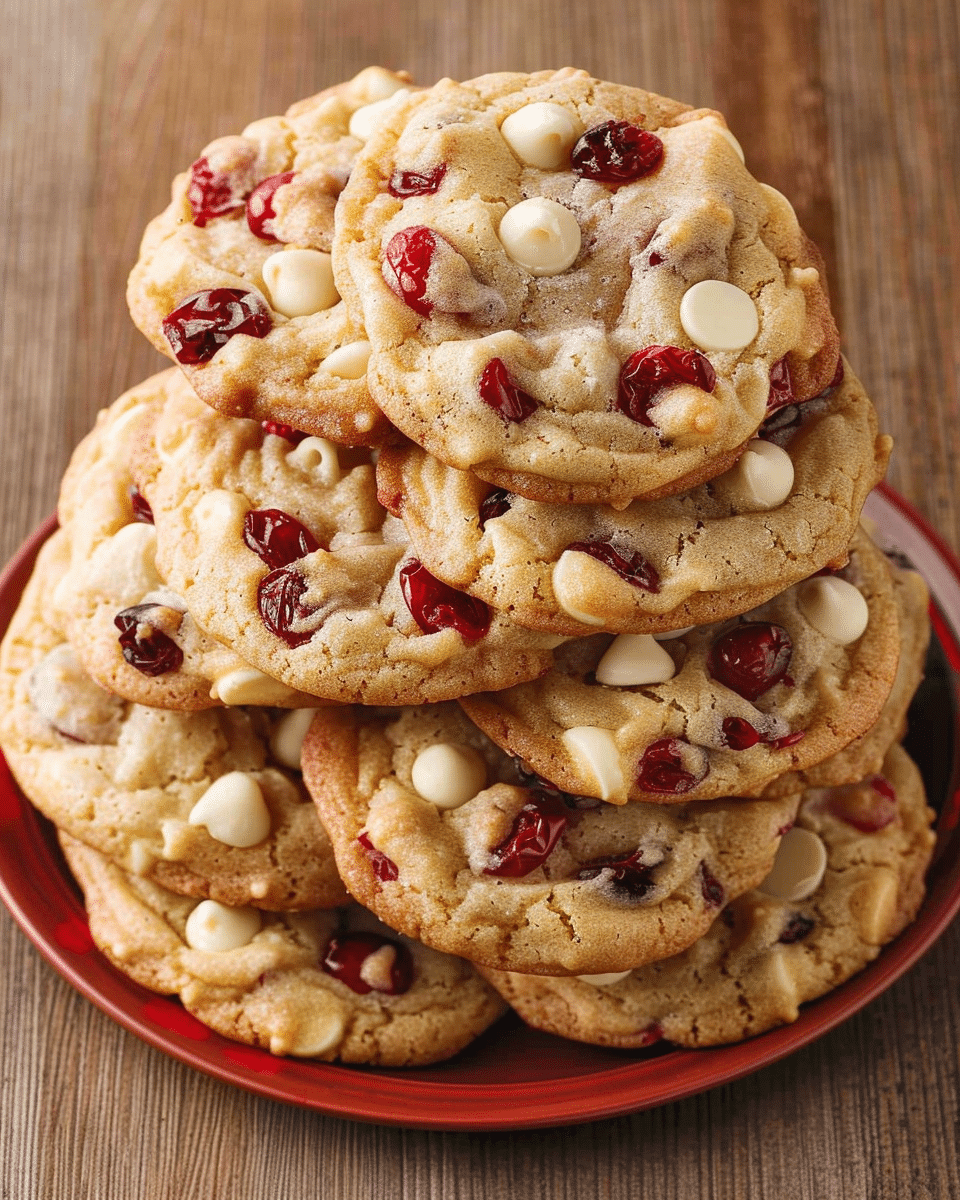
1,485,958,1131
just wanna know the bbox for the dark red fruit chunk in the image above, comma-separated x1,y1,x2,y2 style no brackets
257,565,317,647
242,508,320,570
357,831,399,882
483,791,568,877
162,288,271,365
778,913,815,944
571,120,664,184
478,488,512,528
261,420,308,443
769,729,805,750
827,775,898,832
383,225,438,316
766,356,794,412
707,623,793,702
322,932,413,995
114,605,183,676
636,738,708,795
720,717,804,752
246,171,295,240
616,345,716,426
187,155,248,226
478,358,538,423
637,1023,664,1047
399,560,490,642
566,540,661,594
648,251,664,266
699,862,725,908
577,847,656,899
128,486,154,524
388,162,448,197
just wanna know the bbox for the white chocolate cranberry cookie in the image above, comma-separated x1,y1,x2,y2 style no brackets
459,528,901,804
134,377,563,705
378,359,890,634
479,742,935,1047
301,702,801,976
127,67,417,445
334,69,840,506
61,836,505,1065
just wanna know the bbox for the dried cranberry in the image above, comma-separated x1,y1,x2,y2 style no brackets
399,560,490,642
246,171,295,240
257,565,317,647
383,225,438,316
769,730,805,750
616,345,716,426
322,932,413,995
766,356,794,412
388,163,448,197
827,775,898,832
566,540,660,594
636,1024,663,1047
577,847,656,899
699,862,725,908
571,120,664,184
242,509,320,570
114,605,183,676
261,420,308,443
720,717,804,752
478,358,538,423
635,738,707,795
478,488,512,528
778,913,815,944
187,155,248,226
128,486,154,524
707,623,793,702
162,288,271,365
648,251,664,266
483,791,568,877
357,831,399,882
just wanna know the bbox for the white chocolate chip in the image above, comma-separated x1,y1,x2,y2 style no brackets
760,182,798,224
679,279,759,351
561,727,625,801
288,1007,346,1056
286,436,341,484
188,772,272,848
318,340,372,379
184,900,261,952
211,667,307,707
498,197,581,276
576,970,633,986
348,88,411,140
720,438,795,509
500,102,582,169
127,839,157,876
262,249,339,318
352,66,408,103
551,552,608,626
410,742,487,809
595,634,676,688
757,826,827,901
193,489,245,534
796,576,869,644
358,943,398,991
653,626,695,641
269,708,316,770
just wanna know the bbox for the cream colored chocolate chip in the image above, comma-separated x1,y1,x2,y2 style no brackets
758,826,827,901
595,634,676,687
551,552,608,626
679,279,759,351
410,742,487,809
796,576,869,644
288,1007,346,1057
576,970,633,987
184,900,261,952
269,708,316,770
561,726,625,801
286,435,341,484
348,88,411,140
760,182,798,224
653,626,695,641
188,772,272,848
262,249,339,318
500,102,582,169
353,66,408,103
721,438,795,508
193,489,245,534
851,872,898,944
358,943,398,991
498,197,581,276
210,667,305,707
319,340,372,379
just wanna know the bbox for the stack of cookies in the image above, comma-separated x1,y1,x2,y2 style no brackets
0,67,937,1063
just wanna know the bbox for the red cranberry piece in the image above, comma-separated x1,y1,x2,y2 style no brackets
357,831,399,882
187,155,249,226
478,487,512,528
383,226,438,316
827,775,898,832
616,345,716,426
636,738,708,795
322,932,413,995
707,623,793,702
637,1023,663,1047
257,565,317,647
388,163,448,197
399,560,490,642
483,791,568,878
720,717,804,752
778,913,815,944
114,605,183,676
769,729,805,750
648,251,664,266
577,847,656,900
246,171,295,240
699,862,725,908
566,540,661,594
128,486,154,525
478,358,538,423
766,356,794,412
242,509,320,570
162,288,271,365
261,420,308,443
571,120,664,184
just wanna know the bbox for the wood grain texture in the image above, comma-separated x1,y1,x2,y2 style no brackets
1,1,959,1197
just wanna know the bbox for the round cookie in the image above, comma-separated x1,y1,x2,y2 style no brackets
459,528,901,804
377,359,890,634
478,742,935,1047
334,69,840,506
135,377,564,705
301,702,801,977
0,539,345,910
126,67,416,445
61,835,506,1066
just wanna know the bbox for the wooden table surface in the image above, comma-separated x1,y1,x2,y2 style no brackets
2,0,958,1195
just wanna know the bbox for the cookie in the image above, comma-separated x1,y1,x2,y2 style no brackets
459,527,902,804
61,835,506,1065
478,742,935,1047
126,67,416,445
301,702,801,976
377,358,890,634
334,69,840,507
134,375,563,705
0,539,345,910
